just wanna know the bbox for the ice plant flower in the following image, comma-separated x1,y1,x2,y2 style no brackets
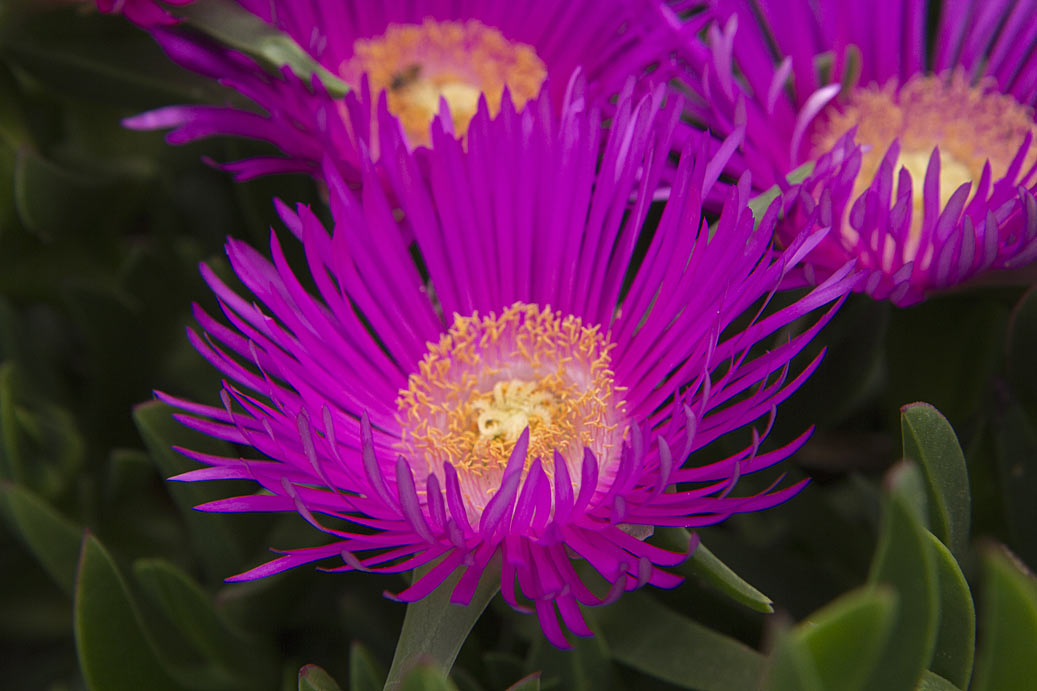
124,0,700,182
160,80,857,645
677,0,1037,305
94,0,194,26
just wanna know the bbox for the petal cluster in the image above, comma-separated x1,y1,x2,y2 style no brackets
677,0,1037,305
164,76,857,644
125,0,698,183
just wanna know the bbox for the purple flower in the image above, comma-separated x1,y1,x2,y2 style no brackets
124,0,700,183
160,80,856,646
677,0,1037,305
95,0,194,26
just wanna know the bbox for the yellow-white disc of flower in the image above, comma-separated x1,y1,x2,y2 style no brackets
342,18,547,147
813,71,1037,267
396,303,627,516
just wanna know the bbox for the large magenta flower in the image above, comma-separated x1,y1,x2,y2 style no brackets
160,81,856,645
678,0,1037,305
125,0,698,182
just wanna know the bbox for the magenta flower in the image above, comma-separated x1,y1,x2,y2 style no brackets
124,0,699,182
160,81,856,646
678,0,1037,305
95,0,194,26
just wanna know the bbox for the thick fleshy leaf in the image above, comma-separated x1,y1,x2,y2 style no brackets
0,361,84,496
384,558,502,686
763,588,896,691
1007,287,1037,410
658,528,772,612
133,400,249,582
990,396,1037,568
764,637,822,691
917,671,962,690
526,625,620,691
298,664,343,691
0,482,81,594
13,147,126,238
0,6,219,106
901,403,971,555
596,590,763,691
505,673,542,691
747,163,814,225
398,665,459,691
177,0,349,96
864,475,939,691
74,534,186,691
924,532,975,688
970,545,1037,691
133,558,260,679
886,296,1007,428
349,642,385,691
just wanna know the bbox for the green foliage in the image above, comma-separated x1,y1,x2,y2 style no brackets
0,481,81,594
971,546,1037,691
762,588,896,691
901,403,971,556
298,664,344,691
657,527,774,613
74,534,187,691
864,474,940,691
595,590,764,691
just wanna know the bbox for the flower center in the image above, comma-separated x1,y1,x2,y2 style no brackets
343,19,547,147
395,302,626,515
812,72,1037,262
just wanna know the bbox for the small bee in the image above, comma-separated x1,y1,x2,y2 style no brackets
390,64,422,91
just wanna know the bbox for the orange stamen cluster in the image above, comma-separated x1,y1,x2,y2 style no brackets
813,71,1037,260
396,303,625,512
343,18,547,147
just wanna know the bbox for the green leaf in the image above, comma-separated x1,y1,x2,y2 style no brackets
13,146,125,238
398,665,459,691
0,7,220,107
1007,286,1037,410
656,528,772,612
384,556,501,687
74,534,187,691
864,481,939,691
916,671,961,691
132,400,249,582
0,362,85,496
596,590,764,691
990,395,1037,568
504,672,541,691
132,558,260,679
0,482,81,594
924,532,975,688
970,545,1037,691
764,633,823,691
901,403,971,555
747,162,814,226
177,0,349,97
298,664,343,691
348,642,385,691
763,588,896,691
525,623,620,691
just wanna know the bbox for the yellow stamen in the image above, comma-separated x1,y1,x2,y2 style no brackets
396,303,626,514
342,19,547,147
813,71,1037,262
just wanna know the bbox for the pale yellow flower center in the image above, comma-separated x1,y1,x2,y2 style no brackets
813,72,1037,265
395,303,625,514
342,19,547,147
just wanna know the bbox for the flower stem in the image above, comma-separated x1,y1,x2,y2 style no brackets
383,554,502,689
